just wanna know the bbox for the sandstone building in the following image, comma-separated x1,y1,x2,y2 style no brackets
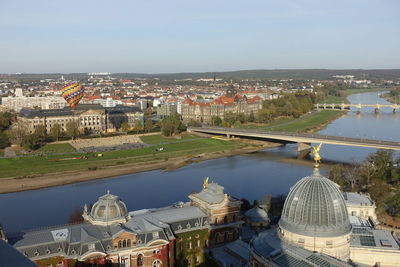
18,104,143,134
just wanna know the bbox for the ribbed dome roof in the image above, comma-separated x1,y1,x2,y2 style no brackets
279,169,351,237
84,191,129,225
245,207,270,222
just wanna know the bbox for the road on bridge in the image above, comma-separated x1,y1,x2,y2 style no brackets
188,127,400,151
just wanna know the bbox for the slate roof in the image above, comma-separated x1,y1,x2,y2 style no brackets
9,204,208,261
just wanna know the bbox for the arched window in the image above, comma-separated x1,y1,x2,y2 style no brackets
127,239,131,247
224,232,229,241
224,216,228,224
152,259,162,267
118,240,122,248
214,218,218,225
233,214,237,221
137,254,143,267
122,240,127,248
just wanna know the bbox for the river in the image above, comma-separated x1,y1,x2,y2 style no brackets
1,92,399,233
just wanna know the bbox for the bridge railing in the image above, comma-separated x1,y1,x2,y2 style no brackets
188,127,400,146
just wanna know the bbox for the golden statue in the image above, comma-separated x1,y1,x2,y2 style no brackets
312,143,322,168
202,177,209,191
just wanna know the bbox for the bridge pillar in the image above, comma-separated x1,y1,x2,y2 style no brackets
374,108,380,114
297,142,311,159
226,134,230,139
393,108,397,114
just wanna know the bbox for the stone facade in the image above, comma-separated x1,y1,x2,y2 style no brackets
18,104,143,135
181,92,262,124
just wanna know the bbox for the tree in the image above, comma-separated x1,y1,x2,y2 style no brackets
161,115,185,136
211,116,222,126
328,164,346,188
248,111,255,122
133,120,143,134
233,120,242,128
21,134,41,150
144,119,154,133
49,123,62,141
65,121,79,139
344,164,360,192
0,112,12,131
0,132,10,149
121,122,130,133
366,150,394,183
33,124,46,139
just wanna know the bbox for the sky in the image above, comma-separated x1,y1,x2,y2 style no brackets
0,0,399,73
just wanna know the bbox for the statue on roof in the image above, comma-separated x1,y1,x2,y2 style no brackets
202,177,209,191
312,143,322,168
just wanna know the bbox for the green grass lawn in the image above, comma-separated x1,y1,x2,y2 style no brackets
140,134,198,144
270,110,343,133
0,138,238,178
323,95,346,104
34,143,76,154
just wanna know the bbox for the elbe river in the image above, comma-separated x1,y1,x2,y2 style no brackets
1,92,399,233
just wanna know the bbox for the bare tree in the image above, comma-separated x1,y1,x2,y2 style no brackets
344,163,360,192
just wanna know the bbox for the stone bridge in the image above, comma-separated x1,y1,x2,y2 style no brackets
314,103,399,113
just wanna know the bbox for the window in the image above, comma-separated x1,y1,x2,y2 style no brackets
88,243,95,250
153,231,159,239
214,218,218,225
127,239,131,247
118,240,122,248
152,259,162,267
197,239,201,248
137,254,144,266
224,216,228,224
195,255,200,264
187,241,192,249
122,240,127,248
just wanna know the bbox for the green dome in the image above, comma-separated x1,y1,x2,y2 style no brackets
279,169,351,238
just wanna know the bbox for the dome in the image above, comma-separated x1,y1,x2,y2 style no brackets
83,191,129,226
279,169,351,238
245,207,270,222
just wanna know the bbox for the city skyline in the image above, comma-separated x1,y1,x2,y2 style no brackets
1,0,400,73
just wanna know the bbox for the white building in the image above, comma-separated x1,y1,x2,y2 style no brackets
1,96,67,111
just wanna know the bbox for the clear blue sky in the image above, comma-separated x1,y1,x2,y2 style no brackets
1,0,399,73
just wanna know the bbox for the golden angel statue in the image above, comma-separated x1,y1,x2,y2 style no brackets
202,177,209,191
312,143,322,167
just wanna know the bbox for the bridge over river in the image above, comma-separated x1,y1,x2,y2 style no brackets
315,103,399,113
188,126,400,157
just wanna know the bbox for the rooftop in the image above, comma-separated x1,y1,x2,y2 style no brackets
351,227,400,250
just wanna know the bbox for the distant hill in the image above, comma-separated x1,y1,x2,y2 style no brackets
1,69,400,81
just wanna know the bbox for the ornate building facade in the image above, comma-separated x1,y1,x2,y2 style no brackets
18,104,143,134
8,179,242,267
181,89,262,124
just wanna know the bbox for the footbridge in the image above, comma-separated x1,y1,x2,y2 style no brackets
188,126,400,158
315,103,399,113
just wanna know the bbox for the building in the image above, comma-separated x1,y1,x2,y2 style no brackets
181,89,262,124
243,206,270,230
7,179,242,267
157,103,178,118
344,192,378,224
18,104,143,134
250,164,400,267
1,95,67,112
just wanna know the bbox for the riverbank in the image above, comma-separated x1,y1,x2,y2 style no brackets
0,139,280,194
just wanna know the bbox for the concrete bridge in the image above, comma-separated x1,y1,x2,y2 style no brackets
188,126,400,158
315,103,399,113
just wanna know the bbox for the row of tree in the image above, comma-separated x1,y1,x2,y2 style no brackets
328,150,400,217
0,112,13,149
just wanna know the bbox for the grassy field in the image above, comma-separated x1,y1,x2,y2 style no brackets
0,138,238,178
269,110,344,132
140,134,198,144
323,95,346,104
34,143,76,154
